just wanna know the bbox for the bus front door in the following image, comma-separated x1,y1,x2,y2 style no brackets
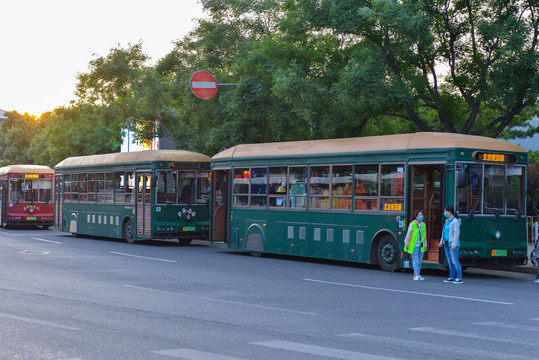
54,174,63,230
409,165,444,264
136,172,152,239
211,169,229,244
1,180,6,227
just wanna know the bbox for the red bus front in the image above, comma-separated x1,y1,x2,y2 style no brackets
1,171,54,228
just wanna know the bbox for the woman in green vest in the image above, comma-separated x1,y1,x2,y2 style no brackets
404,209,427,281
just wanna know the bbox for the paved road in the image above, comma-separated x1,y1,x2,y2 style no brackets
0,227,537,360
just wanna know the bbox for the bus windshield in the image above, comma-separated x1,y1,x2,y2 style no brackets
456,163,524,215
9,178,53,202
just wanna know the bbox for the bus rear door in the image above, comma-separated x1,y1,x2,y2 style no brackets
211,169,229,244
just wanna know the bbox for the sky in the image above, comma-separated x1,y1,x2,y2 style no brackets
1,0,205,117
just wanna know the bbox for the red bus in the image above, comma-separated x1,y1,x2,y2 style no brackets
0,165,54,229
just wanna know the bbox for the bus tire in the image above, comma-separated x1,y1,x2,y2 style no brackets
179,239,192,246
124,219,135,244
377,235,399,271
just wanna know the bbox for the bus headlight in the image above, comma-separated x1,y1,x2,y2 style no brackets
489,229,501,239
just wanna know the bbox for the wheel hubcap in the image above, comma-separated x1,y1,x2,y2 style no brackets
381,243,396,264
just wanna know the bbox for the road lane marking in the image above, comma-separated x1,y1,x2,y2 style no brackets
338,333,534,360
475,321,539,331
125,285,318,316
252,340,403,360
0,313,81,331
31,237,62,244
152,348,247,359
303,278,515,305
410,327,531,345
110,251,177,263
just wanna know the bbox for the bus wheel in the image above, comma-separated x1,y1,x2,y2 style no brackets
377,235,399,271
179,239,192,246
124,219,135,244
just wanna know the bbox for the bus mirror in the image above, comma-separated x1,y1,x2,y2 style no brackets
457,170,466,188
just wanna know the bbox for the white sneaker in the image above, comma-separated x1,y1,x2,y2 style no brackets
413,275,420,281
534,278,539,284
417,275,425,281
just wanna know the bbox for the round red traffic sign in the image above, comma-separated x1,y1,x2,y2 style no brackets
190,70,217,99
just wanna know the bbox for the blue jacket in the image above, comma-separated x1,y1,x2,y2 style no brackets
441,217,460,248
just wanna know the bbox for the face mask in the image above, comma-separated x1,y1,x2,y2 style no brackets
444,212,449,218
418,215,424,222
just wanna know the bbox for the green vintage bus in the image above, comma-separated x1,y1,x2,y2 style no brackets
54,150,211,244
210,132,528,270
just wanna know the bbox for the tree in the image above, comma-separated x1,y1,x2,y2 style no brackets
287,0,539,137
0,111,43,166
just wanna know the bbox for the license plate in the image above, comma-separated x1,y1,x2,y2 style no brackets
27,217,36,220
183,226,196,231
491,249,507,256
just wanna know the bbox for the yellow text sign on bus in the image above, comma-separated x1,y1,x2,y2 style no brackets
383,203,402,211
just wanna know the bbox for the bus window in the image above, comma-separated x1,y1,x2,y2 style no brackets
10,179,23,202
380,164,404,212
197,171,211,203
456,163,482,214
157,170,177,204
233,168,249,206
113,172,124,203
354,164,378,211
38,179,53,202
125,172,135,204
79,173,88,202
269,166,287,207
310,166,330,209
484,165,505,214
331,165,352,210
507,166,524,215
96,173,105,203
179,171,196,204
250,167,267,207
87,173,96,203
289,166,307,208
105,173,114,203
63,176,72,202
71,174,79,202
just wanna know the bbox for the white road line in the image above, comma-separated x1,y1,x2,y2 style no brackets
152,348,247,360
304,278,515,305
31,237,62,244
252,340,403,360
110,251,177,263
475,321,539,332
338,333,535,360
125,285,318,316
0,313,81,331
410,327,531,345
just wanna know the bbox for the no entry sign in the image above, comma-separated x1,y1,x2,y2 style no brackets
190,70,217,99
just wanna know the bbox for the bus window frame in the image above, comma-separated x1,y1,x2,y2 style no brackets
379,163,406,213
353,163,380,212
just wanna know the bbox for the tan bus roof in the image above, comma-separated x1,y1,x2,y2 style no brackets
212,132,525,160
0,164,54,176
55,150,210,169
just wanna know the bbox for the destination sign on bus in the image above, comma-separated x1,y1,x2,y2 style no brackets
20,174,42,179
383,203,402,211
473,152,517,164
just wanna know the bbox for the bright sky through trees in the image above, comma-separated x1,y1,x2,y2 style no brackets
0,0,204,116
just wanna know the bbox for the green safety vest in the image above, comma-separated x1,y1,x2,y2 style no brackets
405,221,426,254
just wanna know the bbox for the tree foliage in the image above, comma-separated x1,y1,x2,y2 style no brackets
0,0,537,166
